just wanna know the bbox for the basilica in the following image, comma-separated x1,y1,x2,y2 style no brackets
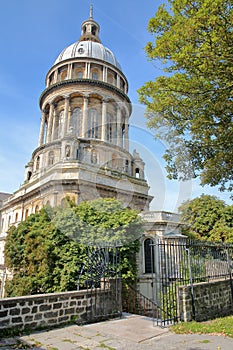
0,7,182,298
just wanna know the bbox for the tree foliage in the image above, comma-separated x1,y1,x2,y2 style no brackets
138,0,233,193
179,194,233,242
4,199,143,297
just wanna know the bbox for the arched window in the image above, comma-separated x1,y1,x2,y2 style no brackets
61,197,68,208
48,151,54,166
135,168,140,178
15,212,18,222
91,25,97,35
92,71,98,80
124,159,129,173
60,69,68,81
25,209,29,219
88,109,98,138
35,205,40,213
77,71,83,78
27,171,32,181
70,107,82,135
144,238,155,274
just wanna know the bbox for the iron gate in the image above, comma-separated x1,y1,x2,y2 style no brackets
151,239,233,326
77,245,121,323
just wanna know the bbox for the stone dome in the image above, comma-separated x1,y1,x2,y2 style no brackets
54,40,122,70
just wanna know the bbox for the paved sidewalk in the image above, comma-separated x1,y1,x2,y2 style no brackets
0,313,232,349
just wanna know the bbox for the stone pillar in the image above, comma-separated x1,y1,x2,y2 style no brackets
101,99,107,141
102,66,106,81
116,106,122,147
62,96,70,137
84,62,88,78
51,112,57,141
46,103,54,143
69,64,72,79
82,95,89,137
38,110,46,146
86,63,91,79
117,75,120,89
125,116,129,151
54,70,58,83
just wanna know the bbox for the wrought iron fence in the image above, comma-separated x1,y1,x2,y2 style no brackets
77,245,122,323
151,239,233,326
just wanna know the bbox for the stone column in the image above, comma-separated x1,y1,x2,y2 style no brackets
54,70,58,83
102,66,106,82
46,103,54,143
117,75,120,89
51,112,57,141
86,63,91,79
116,106,122,147
62,96,70,137
68,63,73,79
101,99,107,141
38,110,46,146
84,62,88,78
82,95,89,137
125,116,129,151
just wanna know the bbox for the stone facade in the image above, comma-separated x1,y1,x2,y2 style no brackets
178,278,233,322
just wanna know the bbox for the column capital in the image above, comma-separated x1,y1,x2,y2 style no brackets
83,94,89,100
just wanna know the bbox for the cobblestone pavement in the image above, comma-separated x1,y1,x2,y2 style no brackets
0,314,233,350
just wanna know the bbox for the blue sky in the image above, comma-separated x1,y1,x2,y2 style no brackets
0,0,232,212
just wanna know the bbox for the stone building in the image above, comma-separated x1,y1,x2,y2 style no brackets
0,8,152,233
0,7,182,298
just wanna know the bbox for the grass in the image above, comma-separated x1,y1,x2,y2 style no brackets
171,315,233,338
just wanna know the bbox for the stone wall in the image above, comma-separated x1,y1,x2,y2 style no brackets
0,280,121,332
178,278,233,322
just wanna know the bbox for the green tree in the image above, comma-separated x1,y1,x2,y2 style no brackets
138,0,233,192
179,194,233,242
4,199,143,296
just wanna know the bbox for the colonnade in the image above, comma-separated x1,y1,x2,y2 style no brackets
38,94,129,150
47,61,127,95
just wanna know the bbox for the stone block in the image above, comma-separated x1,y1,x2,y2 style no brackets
53,302,62,309
39,304,51,312
34,313,43,321
44,311,58,318
24,315,33,322
31,306,38,313
0,319,10,327
64,308,75,315
22,307,31,315
9,308,20,316
3,302,17,309
12,316,23,324
58,316,69,323
0,310,8,317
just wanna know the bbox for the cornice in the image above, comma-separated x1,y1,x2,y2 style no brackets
39,79,132,110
